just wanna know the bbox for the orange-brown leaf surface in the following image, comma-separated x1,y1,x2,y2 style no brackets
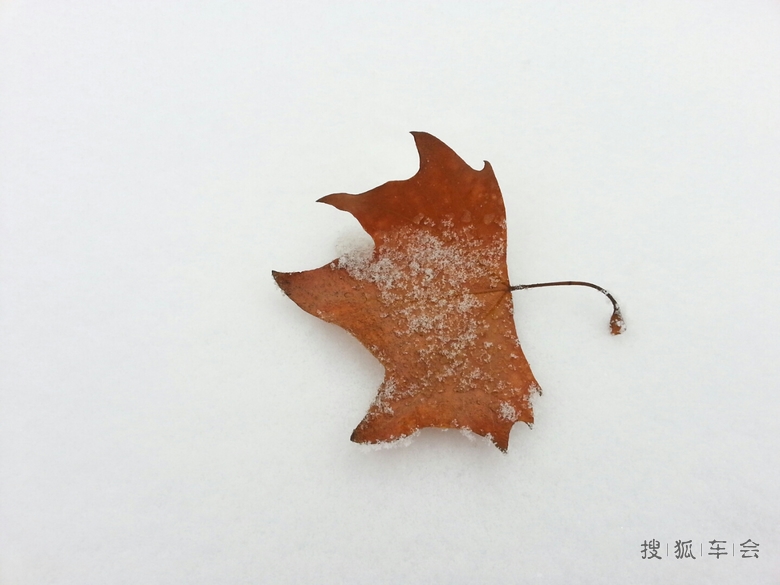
272,132,541,451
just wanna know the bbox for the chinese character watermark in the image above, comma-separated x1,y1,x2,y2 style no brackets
708,540,728,559
674,540,696,559
641,539,662,560
640,539,760,560
740,539,759,558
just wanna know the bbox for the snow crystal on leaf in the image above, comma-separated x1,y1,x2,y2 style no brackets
355,430,420,451
498,401,517,422
335,224,509,395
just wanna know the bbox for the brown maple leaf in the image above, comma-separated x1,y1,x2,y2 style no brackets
272,132,622,452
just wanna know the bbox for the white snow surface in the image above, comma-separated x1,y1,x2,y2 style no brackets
1,2,779,584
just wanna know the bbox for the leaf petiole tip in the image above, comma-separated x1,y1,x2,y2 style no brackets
510,280,625,335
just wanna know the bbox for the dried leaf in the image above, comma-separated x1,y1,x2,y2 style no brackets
273,132,541,451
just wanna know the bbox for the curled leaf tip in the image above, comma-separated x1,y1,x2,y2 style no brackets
511,280,626,336
610,308,626,335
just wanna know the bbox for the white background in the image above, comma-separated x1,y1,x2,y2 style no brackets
1,1,779,583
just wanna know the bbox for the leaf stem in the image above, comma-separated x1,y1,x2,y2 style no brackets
509,281,625,335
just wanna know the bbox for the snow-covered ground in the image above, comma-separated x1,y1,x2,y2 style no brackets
1,2,778,583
